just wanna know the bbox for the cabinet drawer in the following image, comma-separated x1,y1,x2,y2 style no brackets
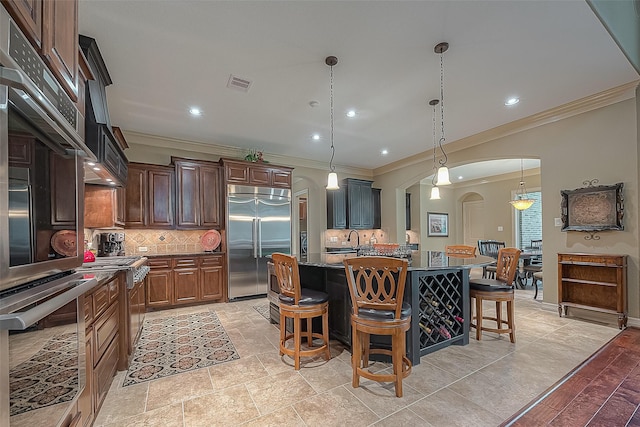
200,256,223,267
148,258,172,269
175,258,197,268
92,284,109,318
93,336,119,413
93,301,119,366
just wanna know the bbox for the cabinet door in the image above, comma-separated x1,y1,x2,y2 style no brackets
115,186,125,225
325,269,351,345
84,185,119,229
176,162,200,228
249,166,270,187
50,152,77,226
124,166,146,227
146,269,172,308
3,0,43,49
225,162,250,184
200,256,224,301
327,187,346,229
200,166,221,228
148,168,174,228
42,0,78,101
78,325,93,427
373,188,382,229
173,268,199,305
270,168,291,188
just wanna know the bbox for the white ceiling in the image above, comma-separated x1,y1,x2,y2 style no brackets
78,0,638,173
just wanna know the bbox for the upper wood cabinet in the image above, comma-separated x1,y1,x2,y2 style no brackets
173,158,222,229
3,0,79,101
124,163,174,229
220,158,293,189
84,184,125,229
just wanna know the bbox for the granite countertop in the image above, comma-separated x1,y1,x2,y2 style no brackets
143,251,225,257
296,251,494,271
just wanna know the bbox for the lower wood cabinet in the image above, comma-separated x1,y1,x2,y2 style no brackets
146,253,227,308
77,273,125,426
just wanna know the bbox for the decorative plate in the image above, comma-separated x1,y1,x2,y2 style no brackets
51,230,78,257
201,229,221,251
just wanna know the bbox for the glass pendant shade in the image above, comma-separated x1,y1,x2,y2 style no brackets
327,172,339,190
436,166,451,186
510,197,535,210
430,186,441,200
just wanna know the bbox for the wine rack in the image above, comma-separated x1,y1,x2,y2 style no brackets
411,269,469,357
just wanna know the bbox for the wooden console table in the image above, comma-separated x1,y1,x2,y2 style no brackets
557,253,627,329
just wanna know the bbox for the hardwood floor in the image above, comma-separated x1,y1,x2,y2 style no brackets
502,327,640,426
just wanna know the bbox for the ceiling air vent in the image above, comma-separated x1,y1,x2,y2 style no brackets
227,74,252,92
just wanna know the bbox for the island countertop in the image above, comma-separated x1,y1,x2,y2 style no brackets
294,251,494,270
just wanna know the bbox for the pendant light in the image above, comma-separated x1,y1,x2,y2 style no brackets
429,99,441,200
509,159,535,210
435,42,451,186
325,56,339,190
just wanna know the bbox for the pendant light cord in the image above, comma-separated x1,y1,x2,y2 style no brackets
329,62,336,173
432,101,438,186
438,50,448,167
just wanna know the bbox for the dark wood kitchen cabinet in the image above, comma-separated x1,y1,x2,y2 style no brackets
50,151,78,227
146,257,173,308
2,0,79,101
146,254,227,308
174,158,222,229
125,163,175,229
173,258,199,305
220,158,293,189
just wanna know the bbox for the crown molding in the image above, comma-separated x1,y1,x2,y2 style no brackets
123,130,372,177
374,80,640,176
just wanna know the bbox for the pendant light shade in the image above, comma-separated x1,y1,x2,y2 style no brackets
327,172,339,190
509,159,535,210
436,166,451,186
325,56,339,190
430,186,441,200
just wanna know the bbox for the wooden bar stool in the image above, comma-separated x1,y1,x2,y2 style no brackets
272,253,330,370
469,247,521,343
445,245,477,257
343,256,412,397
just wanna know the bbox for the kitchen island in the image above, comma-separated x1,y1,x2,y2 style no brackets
270,251,494,365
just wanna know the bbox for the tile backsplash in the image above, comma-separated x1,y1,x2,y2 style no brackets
84,229,220,255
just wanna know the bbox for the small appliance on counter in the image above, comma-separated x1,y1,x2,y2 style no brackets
98,232,125,257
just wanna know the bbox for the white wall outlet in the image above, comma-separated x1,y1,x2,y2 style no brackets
497,226,504,232
341,241,346,246
138,246,148,252
330,236,338,242
554,217,562,227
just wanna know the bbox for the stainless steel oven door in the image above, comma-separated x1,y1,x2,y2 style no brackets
0,273,97,426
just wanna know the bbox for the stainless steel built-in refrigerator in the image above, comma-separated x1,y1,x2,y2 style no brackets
227,185,291,299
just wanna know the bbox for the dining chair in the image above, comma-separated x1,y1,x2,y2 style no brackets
445,245,477,258
523,239,543,286
477,240,506,278
343,256,412,397
272,253,331,370
532,271,543,300
469,247,521,343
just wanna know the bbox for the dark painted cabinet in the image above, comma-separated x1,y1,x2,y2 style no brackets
326,178,380,230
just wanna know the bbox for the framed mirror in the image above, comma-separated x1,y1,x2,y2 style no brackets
561,182,624,232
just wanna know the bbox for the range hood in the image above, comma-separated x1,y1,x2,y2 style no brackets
79,35,128,187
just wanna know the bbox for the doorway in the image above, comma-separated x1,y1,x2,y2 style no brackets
293,189,308,258
463,200,484,247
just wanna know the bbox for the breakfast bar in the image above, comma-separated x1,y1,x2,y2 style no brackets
270,251,494,366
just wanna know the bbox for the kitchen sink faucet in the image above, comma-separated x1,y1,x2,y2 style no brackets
347,229,360,248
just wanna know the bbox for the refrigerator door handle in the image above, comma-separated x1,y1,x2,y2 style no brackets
252,218,258,259
257,218,262,258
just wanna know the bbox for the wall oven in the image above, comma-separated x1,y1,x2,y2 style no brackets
0,5,98,426
1,5,93,292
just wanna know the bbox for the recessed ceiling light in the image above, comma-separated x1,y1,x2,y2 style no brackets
458,176,463,180
312,134,320,141
346,110,356,118
381,149,388,155
505,97,520,106
87,162,95,166
189,107,202,116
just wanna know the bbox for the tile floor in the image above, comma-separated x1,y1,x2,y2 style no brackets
93,283,621,427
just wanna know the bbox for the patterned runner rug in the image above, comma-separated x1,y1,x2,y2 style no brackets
9,332,78,416
124,311,239,386
253,304,270,320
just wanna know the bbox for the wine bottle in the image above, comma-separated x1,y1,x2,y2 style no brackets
438,325,451,339
454,315,464,323
419,322,432,334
